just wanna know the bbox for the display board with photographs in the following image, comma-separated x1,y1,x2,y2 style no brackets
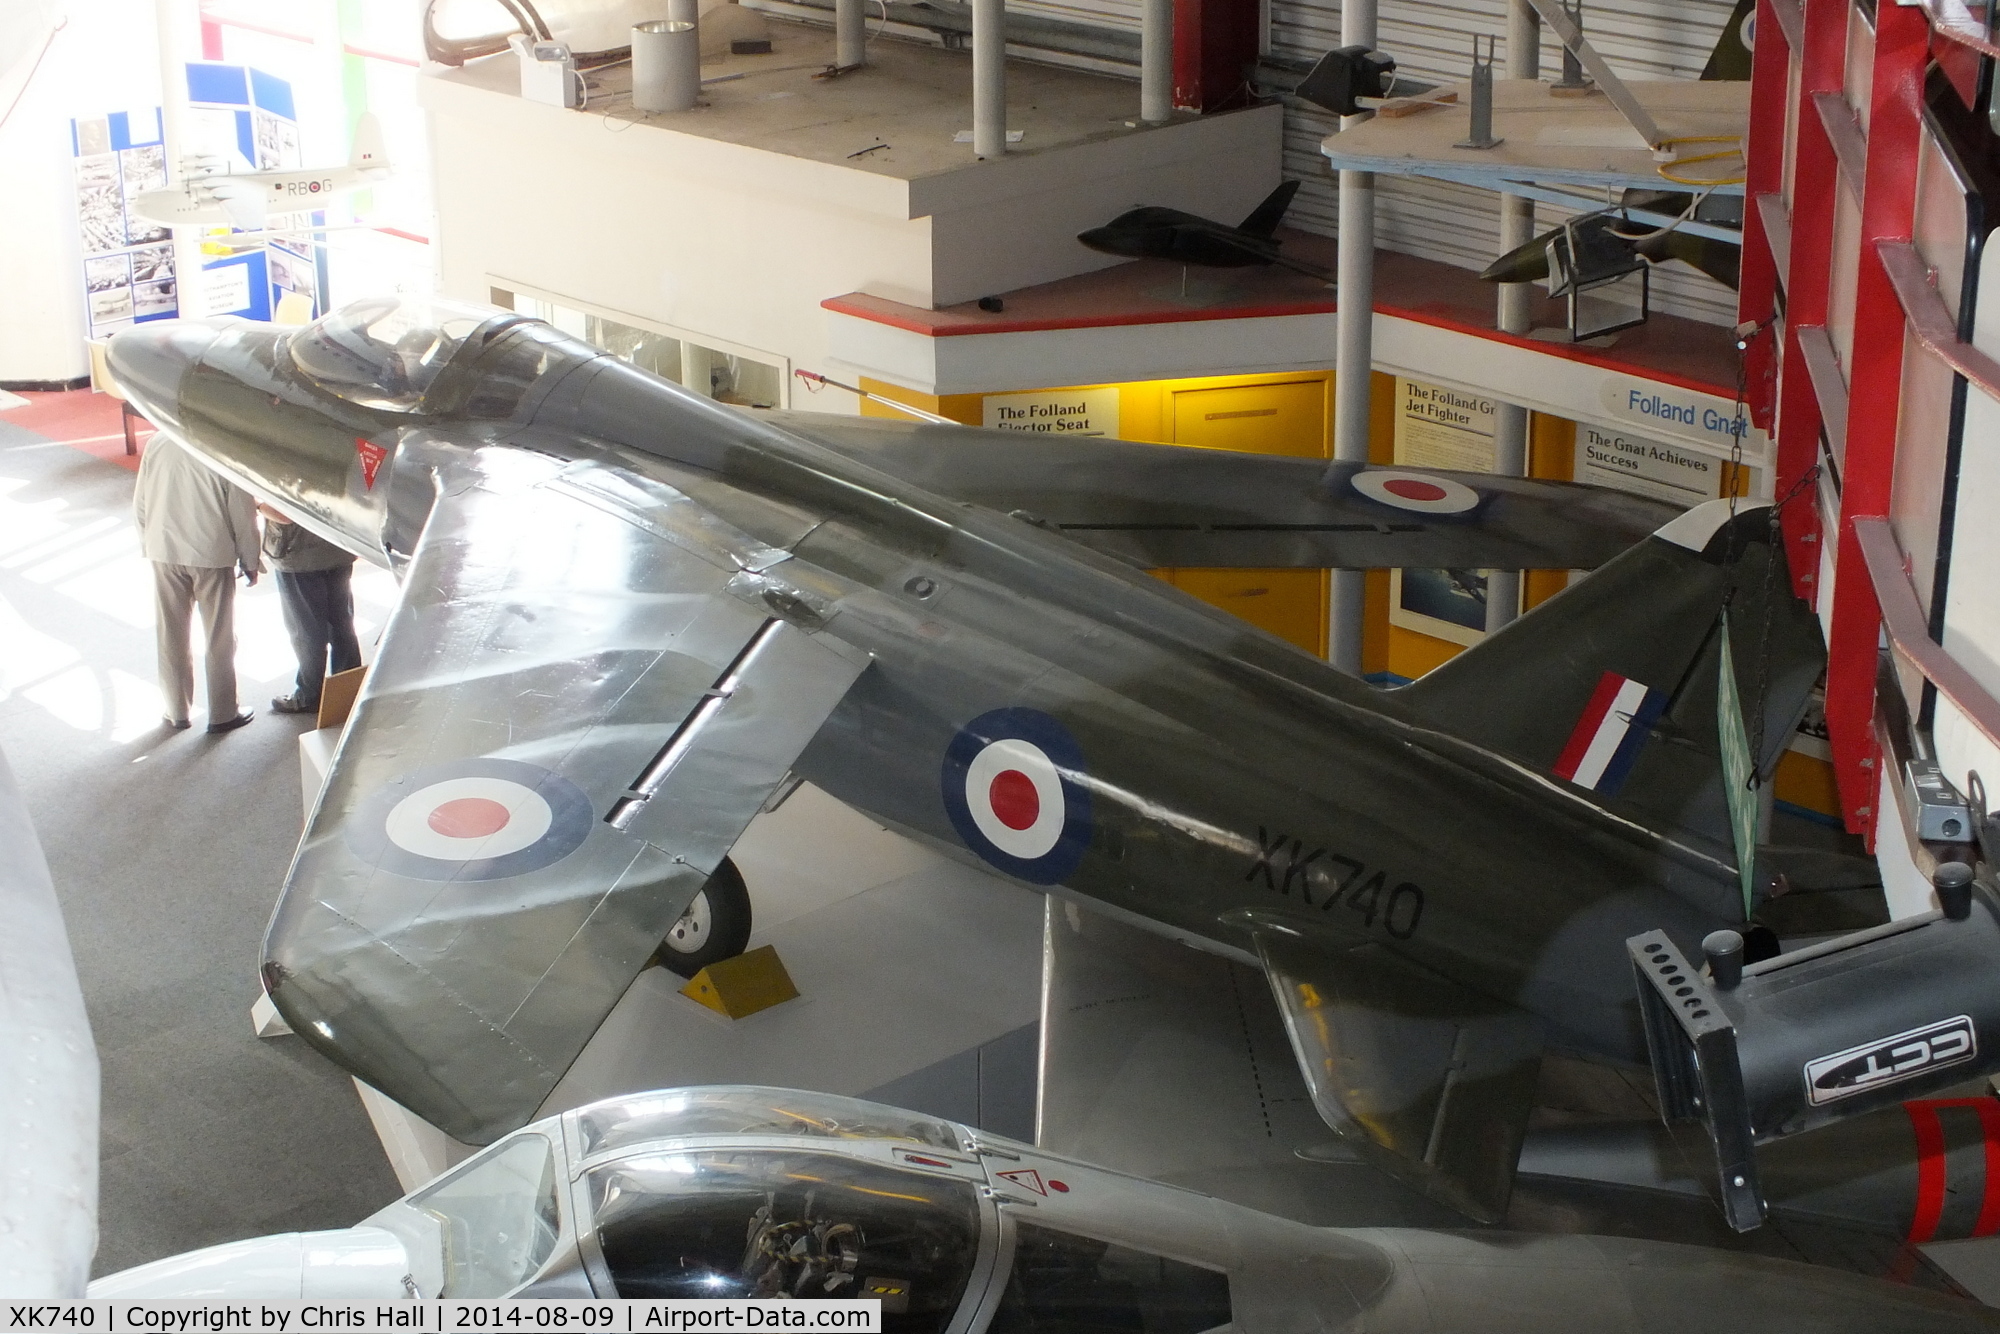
182,63,324,323
70,109,176,338
1390,378,1499,648
73,66,327,339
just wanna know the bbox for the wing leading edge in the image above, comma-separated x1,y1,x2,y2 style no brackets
263,447,867,1143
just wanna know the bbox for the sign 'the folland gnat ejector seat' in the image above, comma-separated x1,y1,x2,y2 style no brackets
104,297,2000,1232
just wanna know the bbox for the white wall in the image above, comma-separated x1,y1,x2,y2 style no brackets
419,66,1280,405
0,0,164,384
422,71,936,404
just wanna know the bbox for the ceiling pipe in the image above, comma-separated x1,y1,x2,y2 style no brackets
1140,0,1171,122
1327,0,1375,675
973,0,1005,155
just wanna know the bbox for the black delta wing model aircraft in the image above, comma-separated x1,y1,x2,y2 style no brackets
1077,179,1333,279
107,299,2000,1231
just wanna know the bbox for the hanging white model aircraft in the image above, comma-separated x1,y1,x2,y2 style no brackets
130,113,391,233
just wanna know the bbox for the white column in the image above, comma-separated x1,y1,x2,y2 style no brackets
156,0,206,323
1485,0,1540,634
836,0,867,69
1328,0,1376,675
973,0,1006,157
1140,0,1172,123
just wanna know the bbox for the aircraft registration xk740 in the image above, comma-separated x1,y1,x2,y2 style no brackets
105,298,2000,1231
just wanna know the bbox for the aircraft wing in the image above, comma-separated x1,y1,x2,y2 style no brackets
263,447,869,1144
1249,924,1545,1224
201,177,267,231
769,413,1683,570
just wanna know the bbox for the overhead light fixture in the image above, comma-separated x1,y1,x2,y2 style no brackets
1545,214,1649,340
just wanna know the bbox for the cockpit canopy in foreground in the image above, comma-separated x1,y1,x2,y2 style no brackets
288,295,502,412
362,1086,1235,1333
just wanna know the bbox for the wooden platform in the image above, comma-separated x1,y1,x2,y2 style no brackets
1322,78,1751,196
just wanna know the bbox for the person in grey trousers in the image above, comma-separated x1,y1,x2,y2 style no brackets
131,438,261,733
257,504,361,715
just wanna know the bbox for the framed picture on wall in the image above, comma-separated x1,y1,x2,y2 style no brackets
1389,377,1498,645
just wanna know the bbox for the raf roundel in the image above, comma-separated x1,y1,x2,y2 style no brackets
346,757,593,881
942,708,1091,885
1350,469,1483,516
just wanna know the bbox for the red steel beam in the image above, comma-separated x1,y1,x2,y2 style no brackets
1823,0,1931,837
1769,0,1847,613
1855,518,2000,755
1737,0,1791,435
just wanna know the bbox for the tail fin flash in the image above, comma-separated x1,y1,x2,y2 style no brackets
349,113,389,170
1399,499,1824,851
1238,180,1301,238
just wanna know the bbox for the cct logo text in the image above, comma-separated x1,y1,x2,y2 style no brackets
1804,1015,1977,1106
941,708,1091,885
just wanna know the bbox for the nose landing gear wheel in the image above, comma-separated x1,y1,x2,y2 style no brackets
654,856,753,978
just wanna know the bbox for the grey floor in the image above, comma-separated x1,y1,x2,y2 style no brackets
0,423,403,1276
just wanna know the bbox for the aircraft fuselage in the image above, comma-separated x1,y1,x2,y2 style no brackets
156,316,1741,1071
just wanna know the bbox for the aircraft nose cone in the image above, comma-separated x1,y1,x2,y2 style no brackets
105,320,223,435
1077,227,1137,257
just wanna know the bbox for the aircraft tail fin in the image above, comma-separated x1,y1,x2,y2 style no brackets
1397,498,1825,856
349,112,389,170
1700,0,1757,80
1238,180,1301,238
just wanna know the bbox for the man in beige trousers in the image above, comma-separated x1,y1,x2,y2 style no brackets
132,438,262,733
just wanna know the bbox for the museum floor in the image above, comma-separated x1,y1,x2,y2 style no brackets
0,398,403,1275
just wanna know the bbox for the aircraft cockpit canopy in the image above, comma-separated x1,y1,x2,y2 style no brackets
574,1088,965,1161
288,295,499,411
587,1147,982,1325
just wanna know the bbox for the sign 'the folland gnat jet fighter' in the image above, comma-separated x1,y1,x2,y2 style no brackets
106,299,2000,1233
131,113,391,234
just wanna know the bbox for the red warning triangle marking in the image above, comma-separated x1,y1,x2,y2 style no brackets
355,438,387,489
997,1168,1046,1196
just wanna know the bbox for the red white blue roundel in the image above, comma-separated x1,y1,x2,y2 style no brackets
942,708,1091,885
1350,469,1482,516
345,758,593,881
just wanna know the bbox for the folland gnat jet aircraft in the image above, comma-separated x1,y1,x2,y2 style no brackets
80,1085,2000,1331
131,114,391,234
104,298,2000,1233
1076,180,1333,280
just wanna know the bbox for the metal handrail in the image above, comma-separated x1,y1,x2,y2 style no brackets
1900,0,2000,60
1852,516,2000,752
1878,239,2000,403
